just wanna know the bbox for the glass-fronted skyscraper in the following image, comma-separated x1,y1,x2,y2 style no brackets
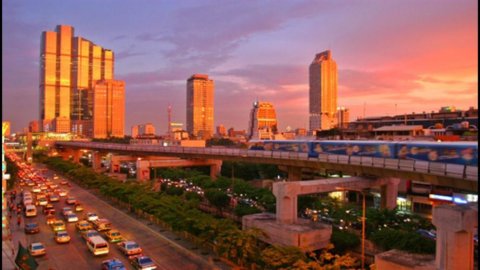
186,74,214,139
39,25,115,137
309,50,338,131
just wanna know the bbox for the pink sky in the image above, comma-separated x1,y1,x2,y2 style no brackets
2,0,478,134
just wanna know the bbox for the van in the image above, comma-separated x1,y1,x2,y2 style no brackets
25,205,37,217
86,236,109,256
92,218,112,231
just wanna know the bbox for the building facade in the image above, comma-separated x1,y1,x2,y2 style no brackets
309,50,338,131
92,80,125,138
336,107,350,129
39,25,116,136
247,101,278,140
131,123,155,138
186,74,214,139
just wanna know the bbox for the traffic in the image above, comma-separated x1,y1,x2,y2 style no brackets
6,155,159,270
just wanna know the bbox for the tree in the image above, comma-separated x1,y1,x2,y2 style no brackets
204,189,231,210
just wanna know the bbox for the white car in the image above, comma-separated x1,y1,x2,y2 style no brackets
58,189,68,197
28,242,46,256
86,212,98,222
62,207,73,217
66,213,79,223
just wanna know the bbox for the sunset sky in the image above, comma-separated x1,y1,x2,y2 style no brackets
2,0,478,134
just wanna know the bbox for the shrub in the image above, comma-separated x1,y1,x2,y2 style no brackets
204,189,231,209
370,229,435,254
330,229,360,253
234,202,261,217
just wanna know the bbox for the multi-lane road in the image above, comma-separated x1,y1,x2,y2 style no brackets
9,163,229,270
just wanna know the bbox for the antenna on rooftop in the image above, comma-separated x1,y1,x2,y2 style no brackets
167,104,172,140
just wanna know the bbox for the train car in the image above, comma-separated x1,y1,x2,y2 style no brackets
395,141,478,165
310,140,396,158
248,140,478,166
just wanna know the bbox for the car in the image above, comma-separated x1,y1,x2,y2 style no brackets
43,204,55,214
92,218,112,231
105,229,123,243
82,229,101,241
76,220,93,231
417,229,436,240
49,183,58,189
102,258,126,270
62,207,73,216
60,180,68,185
117,241,142,258
130,255,157,270
54,230,71,244
49,194,60,202
32,186,41,193
66,197,76,205
74,203,84,212
24,222,40,234
27,181,35,186
28,242,46,256
85,212,98,222
58,189,67,197
36,196,48,206
66,213,79,223
51,220,66,232
46,214,56,225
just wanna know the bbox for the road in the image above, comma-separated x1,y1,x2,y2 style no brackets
10,163,228,270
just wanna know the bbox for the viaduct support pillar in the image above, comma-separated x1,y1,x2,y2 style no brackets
380,177,400,210
209,160,222,180
72,150,82,164
110,155,123,173
136,159,150,182
272,182,301,224
432,204,477,270
91,151,103,171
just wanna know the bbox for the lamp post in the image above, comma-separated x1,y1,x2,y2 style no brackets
361,190,366,270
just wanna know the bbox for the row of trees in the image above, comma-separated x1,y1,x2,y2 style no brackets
39,156,361,269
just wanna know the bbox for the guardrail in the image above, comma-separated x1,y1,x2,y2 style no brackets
55,142,478,181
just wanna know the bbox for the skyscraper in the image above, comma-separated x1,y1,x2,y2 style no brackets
39,25,116,135
92,80,125,138
309,50,338,131
186,74,214,139
247,101,278,140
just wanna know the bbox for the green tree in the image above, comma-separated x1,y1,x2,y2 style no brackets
204,189,231,209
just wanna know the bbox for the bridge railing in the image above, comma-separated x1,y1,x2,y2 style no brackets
56,142,477,181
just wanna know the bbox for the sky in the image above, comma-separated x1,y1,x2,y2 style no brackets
2,0,478,134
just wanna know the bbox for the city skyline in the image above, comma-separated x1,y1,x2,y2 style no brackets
2,0,477,134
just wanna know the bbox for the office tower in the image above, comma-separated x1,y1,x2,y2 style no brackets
131,126,139,138
92,80,125,138
247,101,278,140
309,50,338,131
186,74,214,139
336,107,350,129
39,25,115,135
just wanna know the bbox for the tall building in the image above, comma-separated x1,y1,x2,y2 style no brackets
336,107,350,129
247,101,278,140
39,25,116,135
309,50,338,131
186,74,214,139
92,80,125,138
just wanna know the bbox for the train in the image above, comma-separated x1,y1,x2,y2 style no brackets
247,140,478,166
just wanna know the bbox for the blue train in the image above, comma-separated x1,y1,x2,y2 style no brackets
247,140,478,166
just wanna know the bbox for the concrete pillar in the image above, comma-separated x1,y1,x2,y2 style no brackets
272,182,301,224
432,204,477,270
136,159,150,181
110,155,122,173
209,160,222,180
380,177,400,210
91,151,103,171
287,166,302,181
72,150,82,164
